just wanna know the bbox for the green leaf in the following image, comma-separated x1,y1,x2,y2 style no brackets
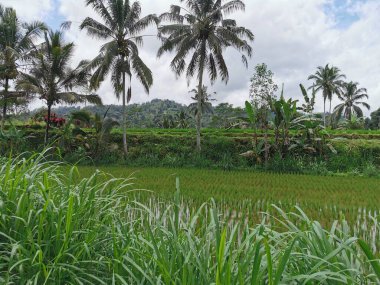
358,239,380,281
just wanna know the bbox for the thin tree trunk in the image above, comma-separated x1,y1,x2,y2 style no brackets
329,99,332,127
122,71,128,156
323,98,326,127
1,78,9,129
196,41,206,152
44,104,52,145
264,120,269,167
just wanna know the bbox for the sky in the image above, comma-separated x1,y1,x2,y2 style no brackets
1,0,379,115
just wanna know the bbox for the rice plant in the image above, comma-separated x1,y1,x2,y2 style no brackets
1,153,380,284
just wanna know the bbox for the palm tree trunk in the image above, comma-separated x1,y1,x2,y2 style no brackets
323,98,326,127
44,104,52,145
1,78,9,129
196,42,206,152
122,71,128,156
329,99,332,127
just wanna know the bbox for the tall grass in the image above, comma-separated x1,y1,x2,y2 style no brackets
1,152,380,284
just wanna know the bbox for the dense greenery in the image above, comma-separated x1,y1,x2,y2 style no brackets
1,154,380,284
27,99,245,129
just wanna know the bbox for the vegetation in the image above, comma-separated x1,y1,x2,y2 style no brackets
0,1,379,283
80,0,157,155
0,4,45,128
158,0,254,151
1,154,380,284
15,27,102,144
308,64,346,126
334,81,370,121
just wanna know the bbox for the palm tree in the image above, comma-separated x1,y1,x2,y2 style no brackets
175,110,191,128
80,0,158,155
158,0,254,151
188,86,215,117
16,27,102,144
0,5,45,128
308,64,346,127
333,81,370,121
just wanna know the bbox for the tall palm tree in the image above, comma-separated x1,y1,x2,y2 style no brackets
16,28,102,144
308,64,346,127
0,5,45,128
80,0,158,155
188,85,215,116
158,0,254,151
333,81,370,121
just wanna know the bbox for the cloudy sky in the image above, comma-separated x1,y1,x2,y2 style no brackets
1,0,379,114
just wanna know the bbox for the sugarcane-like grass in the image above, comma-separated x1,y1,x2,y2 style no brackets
1,153,380,284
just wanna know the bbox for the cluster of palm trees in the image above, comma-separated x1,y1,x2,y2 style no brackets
0,0,254,153
1,0,370,157
308,64,370,126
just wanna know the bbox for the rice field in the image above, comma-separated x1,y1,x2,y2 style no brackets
2,154,380,284
79,166,380,226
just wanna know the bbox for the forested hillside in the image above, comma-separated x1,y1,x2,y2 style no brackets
31,99,247,129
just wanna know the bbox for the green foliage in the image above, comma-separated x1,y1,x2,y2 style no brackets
308,64,346,126
1,155,380,283
334,81,370,121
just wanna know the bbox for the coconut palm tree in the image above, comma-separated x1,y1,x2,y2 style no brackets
175,110,191,128
0,5,45,128
158,0,254,151
16,27,102,144
333,81,370,121
308,64,346,127
188,86,215,117
80,0,158,155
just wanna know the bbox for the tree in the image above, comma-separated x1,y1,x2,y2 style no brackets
16,27,102,144
249,63,278,106
158,0,254,151
308,64,346,127
0,5,45,128
249,63,278,164
188,86,216,117
175,110,191,128
80,0,158,155
368,108,380,130
333,81,370,122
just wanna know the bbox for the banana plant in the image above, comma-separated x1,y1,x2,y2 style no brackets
299,84,316,115
240,101,265,163
270,87,298,156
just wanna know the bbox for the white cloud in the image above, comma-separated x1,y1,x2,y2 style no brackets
1,0,53,21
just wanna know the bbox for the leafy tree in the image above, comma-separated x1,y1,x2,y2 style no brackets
308,64,346,126
333,81,370,122
80,0,158,155
188,86,216,117
249,63,278,107
158,0,254,151
16,27,102,144
368,108,380,130
0,5,45,128
249,63,278,164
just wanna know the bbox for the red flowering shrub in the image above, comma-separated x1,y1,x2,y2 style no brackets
44,113,66,128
